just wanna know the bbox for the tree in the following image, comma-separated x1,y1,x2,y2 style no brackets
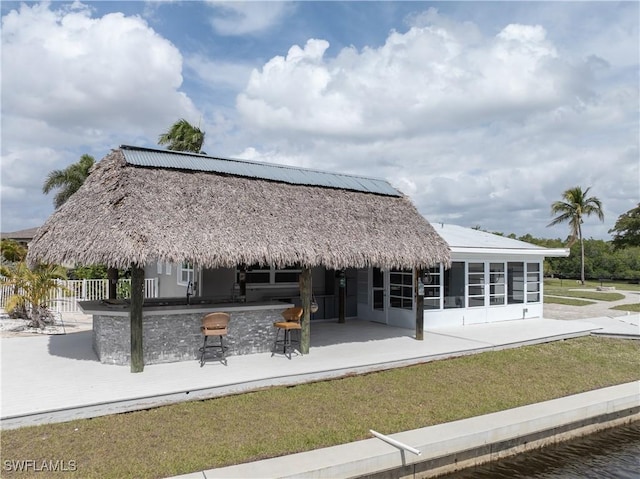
42,152,120,297
1,239,27,263
158,118,206,153
42,154,95,209
0,262,68,328
609,203,640,249
547,186,604,284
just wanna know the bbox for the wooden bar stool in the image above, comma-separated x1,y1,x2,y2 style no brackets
271,307,303,359
199,312,230,366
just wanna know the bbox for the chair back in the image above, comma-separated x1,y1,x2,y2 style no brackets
281,307,303,323
201,312,230,335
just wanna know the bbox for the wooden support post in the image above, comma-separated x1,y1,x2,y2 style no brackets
107,267,118,300
300,267,312,354
130,265,145,373
415,268,424,341
338,270,346,324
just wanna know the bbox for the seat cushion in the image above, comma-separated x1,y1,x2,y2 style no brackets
201,326,227,336
273,321,302,330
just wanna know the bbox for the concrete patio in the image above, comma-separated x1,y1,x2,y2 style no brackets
0,316,618,430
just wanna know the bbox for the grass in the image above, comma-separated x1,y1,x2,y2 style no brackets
544,296,596,306
544,289,625,302
544,278,640,293
610,303,640,313
1,337,638,479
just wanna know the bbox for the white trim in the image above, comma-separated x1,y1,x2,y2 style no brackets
449,247,569,257
246,283,299,290
177,262,194,286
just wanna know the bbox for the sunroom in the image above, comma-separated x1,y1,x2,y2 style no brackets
424,224,569,328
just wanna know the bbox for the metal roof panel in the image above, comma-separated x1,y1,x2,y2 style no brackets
120,145,401,196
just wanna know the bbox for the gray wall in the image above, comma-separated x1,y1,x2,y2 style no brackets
93,306,290,365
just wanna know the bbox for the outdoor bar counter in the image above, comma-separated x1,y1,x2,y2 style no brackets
80,299,294,366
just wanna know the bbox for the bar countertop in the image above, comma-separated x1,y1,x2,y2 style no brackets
79,298,294,317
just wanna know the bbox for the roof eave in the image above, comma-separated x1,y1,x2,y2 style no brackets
449,247,570,257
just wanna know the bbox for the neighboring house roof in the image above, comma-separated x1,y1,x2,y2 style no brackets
1,227,40,242
433,223,569,257
27,146,451,270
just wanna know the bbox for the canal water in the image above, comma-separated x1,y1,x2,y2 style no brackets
442,421,639,478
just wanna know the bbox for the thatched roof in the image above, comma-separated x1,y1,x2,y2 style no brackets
27,146,450,270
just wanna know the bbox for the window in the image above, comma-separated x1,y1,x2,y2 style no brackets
274,265,302,283
527,262,541,302
178,262,194,286
165,262,171,275
157,261,163,275
444,262,465,309
372,267,384,311
424,265,441,310
489,262,506,306
240,265,301,285
467,262,485,307
244,265,270,284
508,262,524,304
390,269,413,310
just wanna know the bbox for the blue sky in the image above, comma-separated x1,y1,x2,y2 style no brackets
1,1,638,241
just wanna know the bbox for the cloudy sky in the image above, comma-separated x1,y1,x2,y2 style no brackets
1,1,638,241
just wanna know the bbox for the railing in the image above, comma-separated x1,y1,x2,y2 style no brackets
0,278,158,314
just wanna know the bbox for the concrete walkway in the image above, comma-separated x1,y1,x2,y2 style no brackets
0,317,607,430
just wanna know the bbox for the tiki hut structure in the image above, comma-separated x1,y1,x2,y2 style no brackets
28,145,450,371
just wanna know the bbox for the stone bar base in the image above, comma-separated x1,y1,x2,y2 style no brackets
84,302,293,366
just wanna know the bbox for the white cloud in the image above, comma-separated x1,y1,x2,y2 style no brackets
206,1,293,36
1,2,636,243
235,11,638,239
1,1,201,231
2,2,196,133
237,21,579,139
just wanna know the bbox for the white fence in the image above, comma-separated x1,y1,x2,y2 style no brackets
0,278,158,314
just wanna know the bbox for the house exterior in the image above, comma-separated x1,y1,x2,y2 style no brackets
146,224,569,331
27,145,569,372
27,145,451,370
397,224,568,329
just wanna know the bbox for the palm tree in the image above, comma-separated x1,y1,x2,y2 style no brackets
0,262,68,328
548,186,604,284
1,239,27,263
42,152,121,297
42,154,95,208
158,118,206,153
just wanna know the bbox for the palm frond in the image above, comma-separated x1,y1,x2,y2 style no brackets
43,154,95,208
158,119,205,153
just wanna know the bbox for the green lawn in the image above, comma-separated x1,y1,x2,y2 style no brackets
1,337,638,479
544,278,640,293
610,303,640,313
544,296,596,306
544,289,625,302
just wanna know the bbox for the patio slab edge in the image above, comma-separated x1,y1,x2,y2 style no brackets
174,381,640,479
